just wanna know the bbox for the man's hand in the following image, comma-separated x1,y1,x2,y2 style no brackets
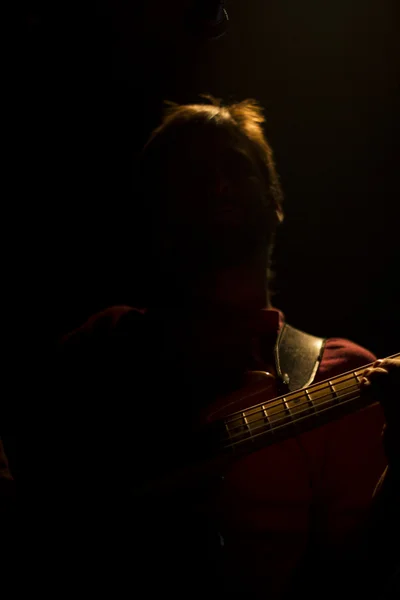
361,358,400,413
361,358,400,465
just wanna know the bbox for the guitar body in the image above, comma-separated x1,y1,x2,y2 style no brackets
132,355,398,598
195,368,387,599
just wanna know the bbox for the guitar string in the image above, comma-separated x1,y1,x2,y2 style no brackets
224,372,362,426
224,379,360,436
224,384,363,445
224,393,365,452
223,352,399,424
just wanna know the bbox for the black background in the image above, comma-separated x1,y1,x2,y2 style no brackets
27,1,399,358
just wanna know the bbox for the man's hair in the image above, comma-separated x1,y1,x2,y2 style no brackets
137,95,284,300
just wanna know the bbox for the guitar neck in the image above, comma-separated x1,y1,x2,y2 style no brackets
134,352,399,499
222,352,400,458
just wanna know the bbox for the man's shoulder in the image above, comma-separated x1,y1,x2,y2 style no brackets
317,337,377,381
55,306,150,397
60,306,146,346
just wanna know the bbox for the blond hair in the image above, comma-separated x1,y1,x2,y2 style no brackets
143,94,283,222
137,95,284,301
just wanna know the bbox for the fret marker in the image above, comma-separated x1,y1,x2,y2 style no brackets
328,381,338,401
242,412,253,439
305,389,316,413
262,405,270,426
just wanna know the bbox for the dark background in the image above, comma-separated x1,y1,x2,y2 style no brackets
27,1,399,358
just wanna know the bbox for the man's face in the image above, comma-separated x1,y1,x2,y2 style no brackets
158,127,270,279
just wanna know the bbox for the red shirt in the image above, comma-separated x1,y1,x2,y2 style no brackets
60,305,386,598
202,308,386,597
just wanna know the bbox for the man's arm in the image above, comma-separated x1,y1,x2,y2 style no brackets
362,358,400,469
361,359,400,597
53,306,149,490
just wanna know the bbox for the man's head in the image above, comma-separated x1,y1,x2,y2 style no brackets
139,95,284,313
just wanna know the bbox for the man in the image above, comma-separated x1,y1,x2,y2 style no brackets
56,97,393,598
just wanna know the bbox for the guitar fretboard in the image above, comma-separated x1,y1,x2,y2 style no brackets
222,355,399,456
